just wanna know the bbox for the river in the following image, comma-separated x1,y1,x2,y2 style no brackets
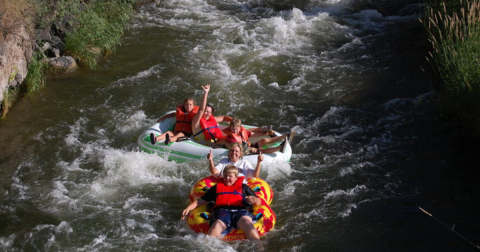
1,0,479,251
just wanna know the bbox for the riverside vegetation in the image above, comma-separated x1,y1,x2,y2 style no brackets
422,0,480,134
0,0,150,118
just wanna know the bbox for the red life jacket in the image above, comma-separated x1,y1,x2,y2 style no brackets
174,105,199,134
214,177,245,208
195,116,224,143
225,126,250,146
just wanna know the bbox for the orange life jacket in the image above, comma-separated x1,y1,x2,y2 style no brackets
214,177,245,208
174,105,199,134
194,116,224,143
225,126,250,145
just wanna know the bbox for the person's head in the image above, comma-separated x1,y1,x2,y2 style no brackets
228,142,244,161
183,98,196,112
229,118,242,134
222,165,239,185
203,103,215,120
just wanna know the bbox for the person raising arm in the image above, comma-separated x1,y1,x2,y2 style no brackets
191,84,231,147
207,142,264,180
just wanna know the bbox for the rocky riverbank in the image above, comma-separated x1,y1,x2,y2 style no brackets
0,0,152,118
0,9,33,118
0,1,80,118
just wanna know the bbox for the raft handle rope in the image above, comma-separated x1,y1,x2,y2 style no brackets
199,211,262,222
216,190,243,198
254,213,263,221
193,125,219,144
200,212,210,220
419,207,480,250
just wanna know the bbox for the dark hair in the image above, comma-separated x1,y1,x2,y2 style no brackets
206,103,215,113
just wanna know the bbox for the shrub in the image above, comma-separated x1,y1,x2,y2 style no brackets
23,50,47,93
64,0,134,69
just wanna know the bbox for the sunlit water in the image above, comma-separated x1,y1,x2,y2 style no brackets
1,0,479,251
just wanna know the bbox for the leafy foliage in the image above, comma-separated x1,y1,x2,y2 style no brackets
65,0,134,69
24,50,47,93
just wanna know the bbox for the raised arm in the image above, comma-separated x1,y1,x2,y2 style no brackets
253,151,263,178
207,150,218,175
191,84,210,132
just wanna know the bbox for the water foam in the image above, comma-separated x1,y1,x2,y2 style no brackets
324,184,368,200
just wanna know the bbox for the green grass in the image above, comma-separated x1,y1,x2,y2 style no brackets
422,0,480,133
23,50,47,93
64,0,135,69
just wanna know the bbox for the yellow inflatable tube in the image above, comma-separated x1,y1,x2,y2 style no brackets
189,176,274,204
186,176,276,240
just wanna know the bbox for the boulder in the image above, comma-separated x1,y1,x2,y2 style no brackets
48,56,78,73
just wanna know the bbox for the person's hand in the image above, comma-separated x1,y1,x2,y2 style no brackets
207,149,213,161
257,151,263,163
181,208,189,220
202,84,210,94
245,196,256,205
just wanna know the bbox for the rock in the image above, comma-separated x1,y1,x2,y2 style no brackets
42,42,52,52
35,29,52,41
48,56,78,73
8,79,18,87
15,73,23,83
51,36,65,52
52,48,60,58
8,73,23,87
0,24,32,104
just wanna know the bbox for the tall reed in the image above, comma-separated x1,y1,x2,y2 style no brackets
422,0,480,132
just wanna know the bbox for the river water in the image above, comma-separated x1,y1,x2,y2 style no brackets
1,0,479,251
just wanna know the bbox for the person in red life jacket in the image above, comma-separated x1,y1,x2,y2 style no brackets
207,142,264,181
150,98,199,145
181,165,261,240
224,118,295,154
191,84,232,147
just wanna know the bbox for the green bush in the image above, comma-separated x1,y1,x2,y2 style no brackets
24,50,47,93
64,0,134,69
422,0,480,132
